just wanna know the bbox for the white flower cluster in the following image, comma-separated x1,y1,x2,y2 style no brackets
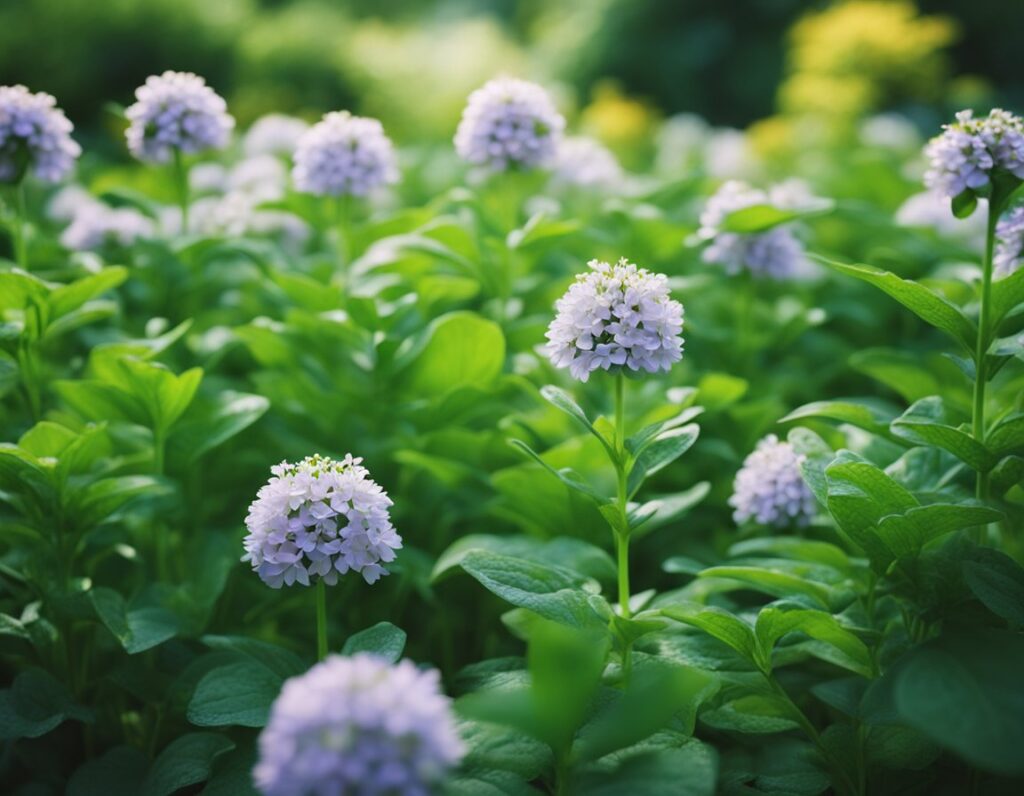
924,108,1024,198
544,258,684,382
550,136,623,191
243,113,310,158
698,180,813,280
729,435,817,528
0,85,80,184
995,205,1024,278
243,454,402,588
255,654,464,796
292,111,398,197
125,71,235,164
455,77,565,171
60,201,154,252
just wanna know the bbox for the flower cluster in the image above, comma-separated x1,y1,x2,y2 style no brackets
61,202,154,252
924,109,1024,199
292,111,398,197
255,654,464,796
729,435,817,528
698,180,813,280
455,77,565,171
0,85,80,184
242,454,401,588
551,136,623,191
125,71,234,164
995,205,1024,278
243,113,310,158
544,258,684,382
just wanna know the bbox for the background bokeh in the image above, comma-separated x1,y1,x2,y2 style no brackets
2,0,1022,154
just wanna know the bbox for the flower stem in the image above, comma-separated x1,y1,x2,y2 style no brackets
336,195,352,295
13,180,28,269
173,149,190,235
971,202,998,543
315,579,328,661
611,372,634,679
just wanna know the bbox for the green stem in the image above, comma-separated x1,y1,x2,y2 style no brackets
173,150,190,235
336,195,352,295
315,579,328,661
13,180,28,269
971,203,998,543
612,373,634,679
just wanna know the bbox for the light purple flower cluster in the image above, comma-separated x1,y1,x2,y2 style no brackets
698,180,812,280
254,654,464,796
729,435,816,528
243,113,310,158
544,258,684,383
455,77,565,171
924,109,1024,198
292,111,398,197
61,202,154,251
551,136,623,191
243,454,402,588
125,71,234,164
0,85,80,184
994,205,1024,278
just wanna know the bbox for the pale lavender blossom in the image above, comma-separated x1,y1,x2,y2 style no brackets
0,85,80,183
994,205,1024,278
455,77,565,171
292,111,398,198
254,654,464,796
125,71,234,163
544,258,684,383
243,113,309,158
697,180,815,280
61,203,154,251
924,109,1024,199
551,136,623,191
242,454,401,588
190,191,309,251
729,435,816,528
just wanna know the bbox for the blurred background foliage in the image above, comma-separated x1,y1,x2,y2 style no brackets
2,0,1022,153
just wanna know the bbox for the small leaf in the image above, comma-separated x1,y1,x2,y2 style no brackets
755,606,872,677
90,588,179,654
341,621,407,662
659,603,757,664
962,549,1024,625
539,385,613,455
891,397,996,473
950,190,977,219
627,424,700,496
781,398,902,441
698,566,832,609
144,733,235,796
508,439,605,503
187,661,281,728
0,667,94,740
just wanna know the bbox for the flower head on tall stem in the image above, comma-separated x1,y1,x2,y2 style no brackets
243,454,401,588
544,258,684,383
924,108,1024,201
0,85,80,185
292,111,398,197
255,653,464,796
124,71,234,164
455,77,565,172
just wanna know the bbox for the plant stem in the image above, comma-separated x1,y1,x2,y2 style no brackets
611,372,634,679
315,579,328,661
13,180,28,269
173,149,190,235
971,203,998,543
336,195,352,295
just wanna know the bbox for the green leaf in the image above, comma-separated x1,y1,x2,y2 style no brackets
458,550,607,631
721,201,832,233
894,628,1024,776
201,745,259,796
727,538,851,572
755,606,872,677
873,503,1002,558
74,475,166,529
187,661,282,728
539,385,613,455
891,397,997,472
508,438,605,503
628,482,711,536
341,621,407,662
626,406,704,455
0,667,94,740
627,424,700,496
90,587,179,654
576,741,717,796
506,212,582,250
950,190,977,220
48,267,128,320
144,732,235,796
404,312,505,397
991,266,1024,324
68,746,149,796
659,603,757,664
986,412,1024,456
697,566,832,609
701,694,800,734
432,534,615,583
781,398,902,441
962,548,1024,625
168,391,270,466
200,636,306,680
818,257,976,351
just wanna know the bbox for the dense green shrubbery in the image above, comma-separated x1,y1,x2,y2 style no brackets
2,71,1024,796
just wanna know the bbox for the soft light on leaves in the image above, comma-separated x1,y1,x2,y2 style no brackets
341,621,407,662
404,312,505,397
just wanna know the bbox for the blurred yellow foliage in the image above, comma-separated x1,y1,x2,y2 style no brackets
580,81,660,164
779,0,956,119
